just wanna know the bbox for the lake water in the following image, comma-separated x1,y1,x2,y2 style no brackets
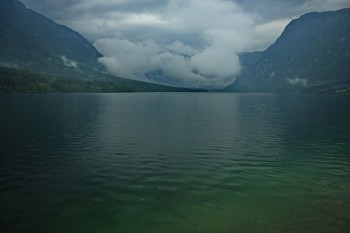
1,93,350,233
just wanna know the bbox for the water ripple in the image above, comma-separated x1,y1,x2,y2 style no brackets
1,93,350,233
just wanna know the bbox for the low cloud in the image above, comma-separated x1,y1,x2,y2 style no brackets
95,38,239,88
61,56,78,69
0,61,20,69
94,0,258,88
287,77,308,86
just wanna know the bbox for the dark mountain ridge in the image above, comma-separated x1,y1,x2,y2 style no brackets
0,0,103,74
225,8,350,93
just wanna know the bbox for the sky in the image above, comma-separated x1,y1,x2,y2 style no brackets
22,0,350,88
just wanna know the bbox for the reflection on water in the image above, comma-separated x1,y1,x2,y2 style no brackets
0,93,350,233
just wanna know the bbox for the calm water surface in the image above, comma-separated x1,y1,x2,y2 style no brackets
0,93,350,233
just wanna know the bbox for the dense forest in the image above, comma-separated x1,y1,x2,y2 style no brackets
0,67,133,93
0,67,205,93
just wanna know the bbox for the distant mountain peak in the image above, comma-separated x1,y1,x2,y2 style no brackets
1,0,27,14
4,0,25,7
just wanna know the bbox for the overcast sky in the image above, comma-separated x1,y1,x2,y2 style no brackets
22,0,350,88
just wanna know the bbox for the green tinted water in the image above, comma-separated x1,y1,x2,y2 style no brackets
1,93,349,233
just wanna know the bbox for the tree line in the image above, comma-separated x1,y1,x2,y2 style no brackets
0,66,206,93
0,67,137,93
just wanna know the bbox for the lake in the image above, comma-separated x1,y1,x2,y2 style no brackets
1,93,350,233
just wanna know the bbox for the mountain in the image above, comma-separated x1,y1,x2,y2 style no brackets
225,8,350,93
0,0,205,92
0,0,105,74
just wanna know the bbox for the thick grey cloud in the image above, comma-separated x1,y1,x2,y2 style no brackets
92,0,256,88
236,0,350,21
21,0,350,88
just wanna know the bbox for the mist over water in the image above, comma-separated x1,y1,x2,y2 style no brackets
1,93,350,233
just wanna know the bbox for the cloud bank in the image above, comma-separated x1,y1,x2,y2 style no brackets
93,0,259,88
22,0,350,88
